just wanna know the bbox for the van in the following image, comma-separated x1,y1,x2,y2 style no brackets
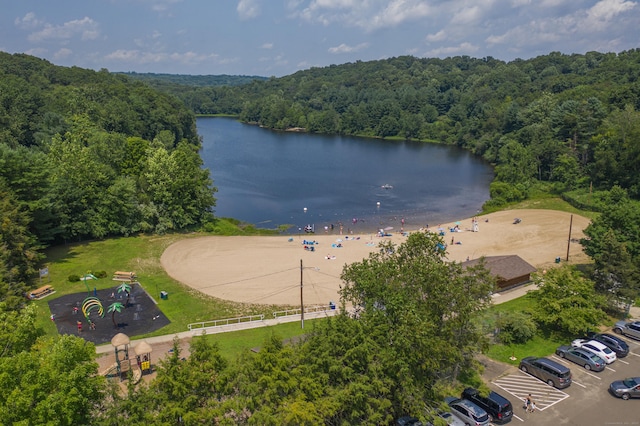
461,387,513,424
445,397,491,426
519,356,572,389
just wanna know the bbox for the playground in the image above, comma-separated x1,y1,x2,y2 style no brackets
48,284,170,345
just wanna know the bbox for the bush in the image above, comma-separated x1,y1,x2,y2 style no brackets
68,274,80,282
94,270,108,278
496,312,537,345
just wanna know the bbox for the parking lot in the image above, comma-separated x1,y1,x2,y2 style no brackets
487,333,640,425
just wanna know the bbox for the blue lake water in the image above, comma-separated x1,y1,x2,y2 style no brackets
198,117,494,233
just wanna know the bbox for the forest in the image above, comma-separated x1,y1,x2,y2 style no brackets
0,52,216,305
1,50,640,424
160,50,640,206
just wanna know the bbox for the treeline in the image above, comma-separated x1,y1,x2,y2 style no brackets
165,50,640,204
0,52,216,303
119,72,267,115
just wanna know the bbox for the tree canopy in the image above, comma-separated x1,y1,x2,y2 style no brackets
0,52,217,301
164,50,640,202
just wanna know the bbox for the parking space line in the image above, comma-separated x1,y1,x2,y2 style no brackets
627,352,640,358
605,366,616,372
614,335,640,346
550,355,602,380
512,413,524,422
617,359,630,365
571,380,586,388
493,371,570,412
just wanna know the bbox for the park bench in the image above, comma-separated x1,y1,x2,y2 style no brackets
112,271,137,281
30,285,55,300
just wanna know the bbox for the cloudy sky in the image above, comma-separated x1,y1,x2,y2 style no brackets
2,0,638,77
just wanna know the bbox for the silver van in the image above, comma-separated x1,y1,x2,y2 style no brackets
445,397,491,426
519,356,572,388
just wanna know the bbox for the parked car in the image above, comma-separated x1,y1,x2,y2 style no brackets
613,320,640,340
461,387,513,424
556,345,605,371
609,377,640,400
445,397,491,426
519,356,572,388
586,332,630,357
571,339,617,364
437,411,465,426
396,416,423,426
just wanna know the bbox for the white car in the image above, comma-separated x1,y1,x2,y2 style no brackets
571,339,617,364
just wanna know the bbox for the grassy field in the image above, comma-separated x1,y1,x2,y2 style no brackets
34,219,293,338
34,199,597,356
200,319,323,360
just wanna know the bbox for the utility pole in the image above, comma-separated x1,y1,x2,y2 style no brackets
566,214,573,262
300,259,304,329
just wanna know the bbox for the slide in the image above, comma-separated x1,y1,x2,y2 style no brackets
100,362,118,377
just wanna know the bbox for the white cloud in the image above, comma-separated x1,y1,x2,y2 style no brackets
426,30,447,42
261,43,274,49
237,0,261,19
426,41,479,56
486,0,637,50
14,12,44,30
585,0,637,30
105,49,222,65
24,47,47,57
451,6,481,25
328,42,369,53
54,48,73,60
27,17,100,43
293,0,432,31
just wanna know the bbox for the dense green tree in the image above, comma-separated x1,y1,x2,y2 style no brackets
581,188,640,307
0,306,103,426
0,180,43,304
340,231,495,412
529,266,607,335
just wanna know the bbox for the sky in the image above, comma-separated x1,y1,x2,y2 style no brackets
1,0,639,77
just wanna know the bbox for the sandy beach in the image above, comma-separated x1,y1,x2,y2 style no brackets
160,209,591,306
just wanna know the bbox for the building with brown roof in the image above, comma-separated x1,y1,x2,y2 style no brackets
462,255,537,290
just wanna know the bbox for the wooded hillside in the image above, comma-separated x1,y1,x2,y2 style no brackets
0,52,216,302
173,50,640,204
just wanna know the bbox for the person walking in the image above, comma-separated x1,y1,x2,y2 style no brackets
524,394,535,413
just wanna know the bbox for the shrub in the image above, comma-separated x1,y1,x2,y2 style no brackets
94,270,108,278
68,274,80,282
496,312,537,344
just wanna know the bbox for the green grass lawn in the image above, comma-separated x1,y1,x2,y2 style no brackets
199,319,323,360
35,223,294,339
482,294,572,366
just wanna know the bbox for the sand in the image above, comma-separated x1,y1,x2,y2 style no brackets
160,209,591,306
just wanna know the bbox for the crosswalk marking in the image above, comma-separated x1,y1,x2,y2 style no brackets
493,371,570,411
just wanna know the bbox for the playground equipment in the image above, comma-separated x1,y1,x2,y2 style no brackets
80,272,105,326
101,333,152,383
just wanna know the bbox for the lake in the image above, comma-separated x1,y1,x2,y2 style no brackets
198,117,494,233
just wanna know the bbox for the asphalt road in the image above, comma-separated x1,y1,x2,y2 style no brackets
485,333,640,426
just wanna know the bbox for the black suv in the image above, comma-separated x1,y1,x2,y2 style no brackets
587,332,630,357
461,387,513,424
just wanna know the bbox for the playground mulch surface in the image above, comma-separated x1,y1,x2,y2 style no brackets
48,283,170,345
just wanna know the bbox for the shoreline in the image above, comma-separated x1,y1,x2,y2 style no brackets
161,209,592,306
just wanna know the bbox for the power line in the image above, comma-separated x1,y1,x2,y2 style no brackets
198,267,299,290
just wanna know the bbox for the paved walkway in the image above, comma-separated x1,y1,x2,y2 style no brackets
95,282,640,355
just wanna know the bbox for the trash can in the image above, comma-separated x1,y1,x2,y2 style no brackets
160,291,168,300
555,257,561,264
329,301,336,310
